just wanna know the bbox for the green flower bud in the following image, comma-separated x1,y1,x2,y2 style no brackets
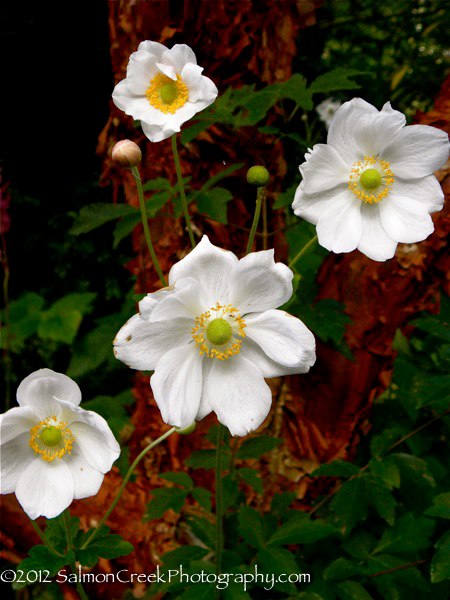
246,165,270,187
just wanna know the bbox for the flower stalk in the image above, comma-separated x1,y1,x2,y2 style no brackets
214,424,226,594
81,426,177,549
131,166,167,286
288,234,318,269
171,134,196,249
246,186,265,254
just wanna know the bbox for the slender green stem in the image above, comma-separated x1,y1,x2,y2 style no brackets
130,166,167,286
288,235,318,269
262,192,268,251
29,518,63,556
171,134,196,248
63,511,89,600
246,187,265,254
215,424,226,592
81,427,177,549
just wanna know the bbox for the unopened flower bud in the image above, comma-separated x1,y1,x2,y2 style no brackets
176,422,197,435
111,140,142,168
246,165,270,187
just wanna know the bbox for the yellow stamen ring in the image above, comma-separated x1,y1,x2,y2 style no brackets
348,155,395,204
146,73,189,114
192,303,246,360
29,416,74,462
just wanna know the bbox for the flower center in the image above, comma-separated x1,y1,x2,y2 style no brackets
29,416,74,462
146,73,189,114
192,303,246,360
348,155,395,204
206,318,232,345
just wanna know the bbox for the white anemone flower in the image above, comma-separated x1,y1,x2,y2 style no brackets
0,369,120,520
293,98,449,261
113,236,316,437
112,41,218,142
316,98,342,128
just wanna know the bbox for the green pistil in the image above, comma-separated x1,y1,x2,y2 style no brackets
160,83,177,104
360,168,382,190
39,426,62,447
207,318,232,345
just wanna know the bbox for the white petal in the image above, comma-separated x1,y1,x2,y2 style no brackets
17,369,82,409
181,63,204,102
156,62,177,80
112,80,167,124
198,75,219,107
149,277,203,322
240,338,309,378
392,175,444,214
0,432,34,494
379,193,434,244
15,458,75,520
151,345,203,429
245,309,316,370
0,406,40,444
113,313,192,370
138,287,174,318
229,250,293,314
138,41,167,61
316,189,362,253
299,144,350,194
203,356,272,437
357,203,397,261
292,183,347,225
162,44,197,71
126,50,158,94
383,125,449,179
162,102,205,132
327,98,378,163
64,449,104,500
168,235,238,306
353,102,406,156
70,411,120,473
141,121,175,142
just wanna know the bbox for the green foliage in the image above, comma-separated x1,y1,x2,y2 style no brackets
75,525,134,568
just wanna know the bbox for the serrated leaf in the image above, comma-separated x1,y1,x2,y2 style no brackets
336,580,374,600
313,460,360,477
391,453,436,487
160,472,193,489
268,513,337,546
14,546,75,589
368,457,401,489
161,545,209,565
186,516,216,549
76,530,133,568
373,513,435,555
70,203,135,235
238,468,263,493
323,558,361,581
365,476,396,525
276,73,313,110
38,308,82,344
309,68,364,94
144,488,188,520
236,436,282,459
331,477,369,531
196,187,233,223
257,547,298,593
238,505,265,548
191,487,212,511
424,493,450,519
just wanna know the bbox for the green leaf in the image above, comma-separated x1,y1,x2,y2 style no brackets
200,163,244,192
268,513,337,546
196,187,233,223
2,292,45,351
312,460,360,477
191,487,212,511
275,73,313,110
222,474,239,512
373,513,435,555
14,546,75,590
238,468,263,493
270,492,296,516
336,580,374,600
365,476,396,525
272,184,297,209
238,505,265,548
81,390,134,440
331,477,369,531
144,488,188,520
46,514,80,554
186,516,216,549
186,448,230,470
257,547,298,594
431,548,450,583
160,472,194,489
309,68,364,94
142,177,171,191
70,203,135,235
323,558,362,581
76,528,133,568
425,493,450,519
368,457,401,489
391,453,436,487
236,436,283,459
181,121,211,144
37,292,96,344
161,545,209,565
